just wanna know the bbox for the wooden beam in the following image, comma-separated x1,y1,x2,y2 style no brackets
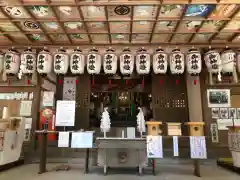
104,6,112,44
168,0,191,42
149,1,162,43
0,43,239,48
75,2,92,43
208,7,240,42
46,0,72,44
0,8,33,43
228,32,239,42
129,6,134,43
18,0,54,44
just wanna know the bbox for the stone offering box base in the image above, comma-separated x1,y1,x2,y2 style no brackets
217,158,240,175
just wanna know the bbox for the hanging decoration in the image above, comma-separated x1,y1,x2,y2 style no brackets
136,107,146,138
221,47,236,73
120,47,134,75
169,48,185,74
20,47,36,75
0,51,4,74
37,47,53,74
204,48,221,73
186,48,202,75
70,48,85,74
100,107,111,138
53,47,69,75
152,48,168,74
4,48,20,75
136,47,150,75
103,47,118,74
87,47,101,74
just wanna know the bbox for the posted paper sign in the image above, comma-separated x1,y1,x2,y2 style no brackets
71,132,93,148
55,100,75,127
20,101,32,116
147,136,163,158
58,132,70,147
190,136,207,159
173,136,179,157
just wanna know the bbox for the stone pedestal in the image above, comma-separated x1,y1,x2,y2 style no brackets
145,121,162,135
227,126,240,168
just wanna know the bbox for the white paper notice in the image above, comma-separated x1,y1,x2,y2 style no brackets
55,100,75,127
146,136,163,158
24,118,32,129
173,136,179,157
58,132,70,147
71,132,93,148
20,101,32,116
42,91,55,107
190,136,207,159
217,119,233,130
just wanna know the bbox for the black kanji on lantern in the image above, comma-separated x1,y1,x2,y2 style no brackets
5,54,12,70
72,55,79,70
105,55,113,70
88,54,96,71
26,55,34,70
123,54,131,70
174,54,182,70
209,54,218,69
38,54,45,70
55,55,62,64
72,65,78,70
190,54,199,70
139,54,147,70
157,54,165,70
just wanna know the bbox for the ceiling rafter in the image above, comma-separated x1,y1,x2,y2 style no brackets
0,27,15,43
4,0,240,6
17,0,54,44
46,1,72,44
228,33,239,42
0,7,33,43
75,4,92,43
129,6,134,43
149,1,162,43
167,0,192,42
104,6,112,44
208,6,240,42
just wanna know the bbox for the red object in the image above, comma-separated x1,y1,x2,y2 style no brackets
108,79,112,86
38,108,56,142
194,79,197,85
125,79,129,85
75,79,79,85
159,79,162,85
27,80,31,85
8,80,11,85
141,79,145,88
92,78,95,85
175,79,179,85
58,79,62,85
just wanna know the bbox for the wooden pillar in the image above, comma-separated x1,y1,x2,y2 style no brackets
186,75,203,122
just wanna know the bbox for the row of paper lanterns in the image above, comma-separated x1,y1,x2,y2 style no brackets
0,47,238,77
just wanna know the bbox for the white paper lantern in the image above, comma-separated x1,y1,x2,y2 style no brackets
169,48,185,74
54,48,69,74
120,48,134,75
4,49,20,74
186,48,202,74
204,49,221,73
136,48,150,75
221,48,236,73
87,48,101,74
0,51,4,74
37,48,53,74
20,48,36,74
103,48,117,74
153,48,168,74
70,48,85,74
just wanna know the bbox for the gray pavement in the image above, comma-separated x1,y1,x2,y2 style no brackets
0,160,239,180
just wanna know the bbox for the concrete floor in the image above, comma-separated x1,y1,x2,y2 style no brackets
0,161,239,180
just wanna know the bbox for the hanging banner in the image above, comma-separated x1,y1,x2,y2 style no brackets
63,77,76,100
146,135,163,158
190,136,207,159
173,136,179,157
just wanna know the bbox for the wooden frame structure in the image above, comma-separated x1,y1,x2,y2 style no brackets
0,0,238,47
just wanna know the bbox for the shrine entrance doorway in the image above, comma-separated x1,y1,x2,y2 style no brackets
89,74,152,127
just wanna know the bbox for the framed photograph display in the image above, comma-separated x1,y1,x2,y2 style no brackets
229,108,237,119
237,108,240,118
211,108,219,119
219,108,229,119
207,89,231,108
